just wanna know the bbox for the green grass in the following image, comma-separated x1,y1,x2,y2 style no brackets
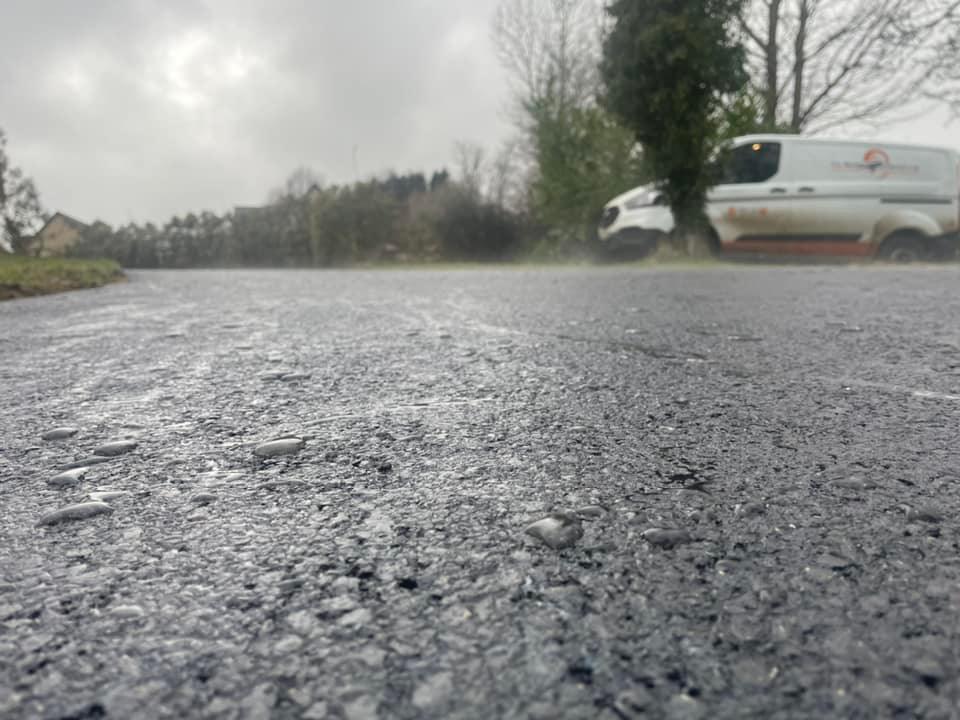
0,255,124,301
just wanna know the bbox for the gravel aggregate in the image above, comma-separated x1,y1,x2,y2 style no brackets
2,266,960,719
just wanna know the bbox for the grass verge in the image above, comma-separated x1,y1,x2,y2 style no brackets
0,255,125,301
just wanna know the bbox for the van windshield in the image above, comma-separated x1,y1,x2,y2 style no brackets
718,142,781,184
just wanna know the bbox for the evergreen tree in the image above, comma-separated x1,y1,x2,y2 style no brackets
601,0,746,253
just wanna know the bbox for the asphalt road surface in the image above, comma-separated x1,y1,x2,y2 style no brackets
2,266,960,720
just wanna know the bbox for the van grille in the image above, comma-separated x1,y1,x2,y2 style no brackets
600,206,619,228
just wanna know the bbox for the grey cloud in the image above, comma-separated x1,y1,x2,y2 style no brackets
0,0,509,224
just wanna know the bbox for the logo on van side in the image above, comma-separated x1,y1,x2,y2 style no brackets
831,148,919,179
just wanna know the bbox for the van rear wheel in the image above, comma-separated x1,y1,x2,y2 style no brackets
878,232,928,263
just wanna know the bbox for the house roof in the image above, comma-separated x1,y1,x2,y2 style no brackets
35,212,89,235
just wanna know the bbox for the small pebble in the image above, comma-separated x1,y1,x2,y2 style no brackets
907,657,945,685
48,468,87,488
277,577,306,593
727,335,763,343
906,507,943,523
36,502,114,527
302,703,328,720
280,372,312,382
58,456,115,471
274,636,304,654
574,505,606,519
525,512,584,550
832,477,877,491
665,692,707,720
736,502,766,517
93,440,138,457
254,438,305,457
109,605,145,619
191,493,217,505
339,608,372,626
41,427,79,441
642,528,693,549
87,490,126,503
614,687,652,719
412,671,454,710
817,553,854,570
287,610,319,635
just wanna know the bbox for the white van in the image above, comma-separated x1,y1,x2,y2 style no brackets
597,134,960,261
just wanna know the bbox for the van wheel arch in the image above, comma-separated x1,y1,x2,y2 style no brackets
877,230,930,263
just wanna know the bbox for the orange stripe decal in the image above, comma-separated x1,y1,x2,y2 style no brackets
722,240,874,257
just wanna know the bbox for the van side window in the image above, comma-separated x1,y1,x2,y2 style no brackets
721,142,781,184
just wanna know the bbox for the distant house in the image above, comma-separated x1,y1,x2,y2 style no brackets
24,212,88,257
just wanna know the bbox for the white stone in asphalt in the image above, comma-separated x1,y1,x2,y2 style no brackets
254,438,305,457
41,428,79,441
36,502,114,527
47,468,87,487
524,512,584,550
93,440,138,457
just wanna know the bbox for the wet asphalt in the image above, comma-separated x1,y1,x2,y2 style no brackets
1,266,960,720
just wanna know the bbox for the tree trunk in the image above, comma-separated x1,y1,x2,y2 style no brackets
764,0,782,128
791,0,810,132
670,193,714,257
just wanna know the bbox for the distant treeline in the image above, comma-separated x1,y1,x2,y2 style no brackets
67,172,549,268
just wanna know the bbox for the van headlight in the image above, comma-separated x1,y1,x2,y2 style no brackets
600,206,620,229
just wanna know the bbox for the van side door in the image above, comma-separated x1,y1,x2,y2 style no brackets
709,141,793,253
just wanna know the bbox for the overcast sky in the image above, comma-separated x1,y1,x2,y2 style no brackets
1,0,510,225
2,1,958,227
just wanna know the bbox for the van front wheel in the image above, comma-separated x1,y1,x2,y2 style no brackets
878,232,929,263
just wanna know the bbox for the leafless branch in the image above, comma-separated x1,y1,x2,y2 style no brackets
741,0,960,131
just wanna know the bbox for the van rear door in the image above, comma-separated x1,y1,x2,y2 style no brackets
776,142,878,256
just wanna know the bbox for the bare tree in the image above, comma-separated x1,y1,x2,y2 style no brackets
492,0,648,242
268,166,324,203
740,0,960,133
0,129,44,254
452,141,487,199
493,0,604,128
450,139,527,211
487,138,525,211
